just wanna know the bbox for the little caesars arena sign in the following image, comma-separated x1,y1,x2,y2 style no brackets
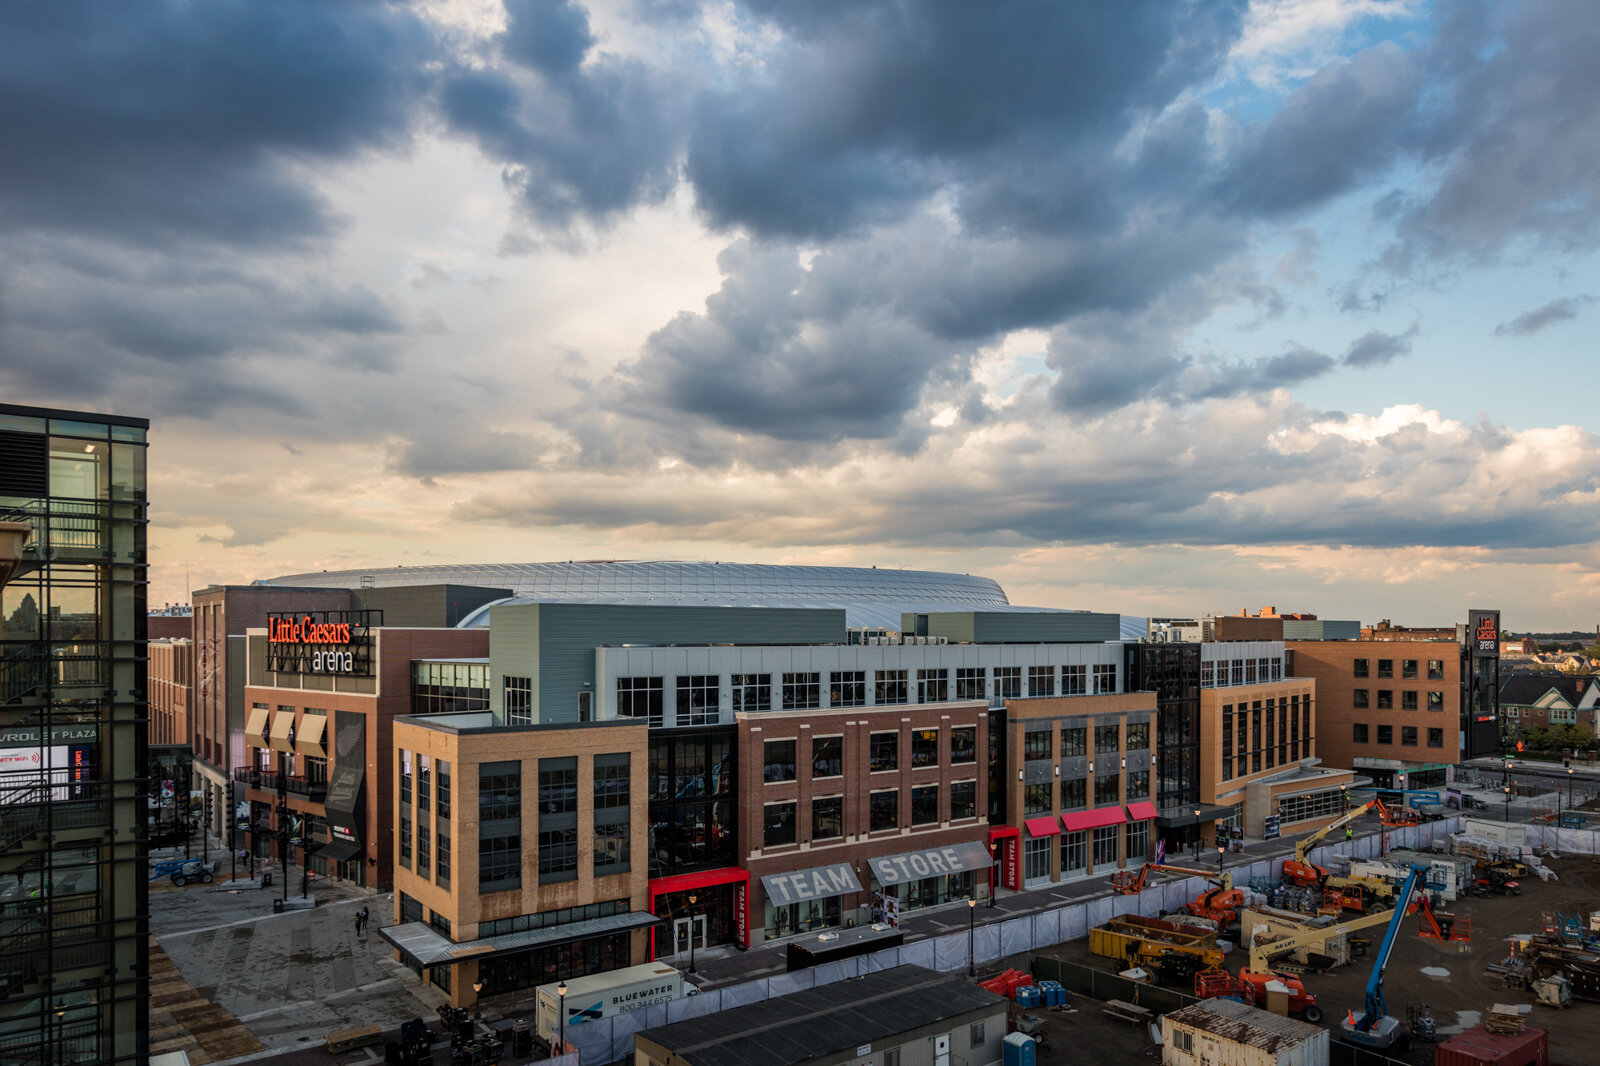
265,610,379,676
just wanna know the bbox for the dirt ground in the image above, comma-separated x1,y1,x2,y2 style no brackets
1005,855,1600,1066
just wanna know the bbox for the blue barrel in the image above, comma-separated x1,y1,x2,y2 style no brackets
1015,985,1040,1008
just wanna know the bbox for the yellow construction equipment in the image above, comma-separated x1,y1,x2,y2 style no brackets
1244,906,1406,974
1112,862,1233,895
1282,802,1374,887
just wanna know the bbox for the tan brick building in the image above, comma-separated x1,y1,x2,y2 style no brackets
148,638,192,747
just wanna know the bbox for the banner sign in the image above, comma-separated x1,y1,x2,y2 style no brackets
761,862,863,906
324,711,367,845
1468,609,1501,659
265,609,381,676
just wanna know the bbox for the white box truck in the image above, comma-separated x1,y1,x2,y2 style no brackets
536,962,684,1048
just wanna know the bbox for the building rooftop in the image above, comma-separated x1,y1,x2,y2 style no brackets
1166,997,1322,1051
636,965,1003,1066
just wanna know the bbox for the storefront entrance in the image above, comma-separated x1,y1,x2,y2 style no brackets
649,868,750,956
672,914,707,960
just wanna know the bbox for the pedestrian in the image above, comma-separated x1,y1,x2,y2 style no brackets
1345,826,1353,842
355,913,363,937
360,906,369,933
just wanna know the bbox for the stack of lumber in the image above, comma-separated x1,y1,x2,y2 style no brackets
1485,1004,1526,1035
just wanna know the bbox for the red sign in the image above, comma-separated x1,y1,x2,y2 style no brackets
1001,835,1021,891
268,617,353,645
734,880,749,948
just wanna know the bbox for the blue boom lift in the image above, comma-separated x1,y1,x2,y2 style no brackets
1338,865,1425,1052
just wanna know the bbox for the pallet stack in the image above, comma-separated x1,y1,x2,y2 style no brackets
1484,1004,1526,1036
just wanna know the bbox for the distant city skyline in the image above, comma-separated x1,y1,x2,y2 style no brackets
2,1,1596,627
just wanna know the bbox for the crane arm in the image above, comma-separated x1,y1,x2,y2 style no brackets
1355,866,1423,1032
1293,802,1374,864
1245,906,1403,972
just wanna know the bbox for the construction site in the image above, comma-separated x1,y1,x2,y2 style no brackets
991,805,1600,1065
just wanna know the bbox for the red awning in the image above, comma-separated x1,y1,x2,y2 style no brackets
1126,801,1160,822
1024,816,1061,838
647,867,748,899
989,824,1020,841
1061,806,1127,833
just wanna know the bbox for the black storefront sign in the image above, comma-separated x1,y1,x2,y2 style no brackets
265,609,381,676
324,710,367,849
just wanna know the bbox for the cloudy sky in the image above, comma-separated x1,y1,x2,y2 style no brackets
3,0,1598,628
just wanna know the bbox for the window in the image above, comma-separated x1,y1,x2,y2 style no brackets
912,729,939,768
677,675,720,724
1428,659,1444,680
1024,729,1051,760
1094,772,1120,805
1402,726,1418,746
870,732,899,773
537,827,579,878
870,790,899,831
1024,782,1053,815
1353,723,1369,743
1094,664,1116,694
480,834,520,889
812,735,843,778
1231,660,1245,686
1353,688,1369,709
1403,659,1418,680
782,672,820,710
763,739,797,783
1092,825,1118,866
617,676,664,727
1402,690,1418,711
1027,665,1055,697
970,1022,985,1050
1377,690,1393,710
538,765,577,815
763,802,797,847
1428,690,1444,711
1060,726,1086,758
1377,725,1393,745
994,666,1022,699
1060,777,1086,810
1428,728,1444,748
1377,659,1393,679
884,1052,900,1066
1172,1030,1193,1054
595,760,629,809
732,673,771,713
1126,770,1150,800
504,675,533,726
1126,820,1149,862
956,668,985,701
917,669,948,702
950,726,976,764
1095,724,1119,754
1062,665,1086,695
1061,830,1087,874
1126,722,1149,750
479,764,520,822
812,796,843,840
1023,837,1050,881
875,669,908,705
830,671,866,707
911,785,939,825
950,780,976,820
1245,659,1257,685
1353,658,1369,678
400,749,413,807
1222,713,1233,765
593,822,629,874
399,808,411,868
1201,661,1216,687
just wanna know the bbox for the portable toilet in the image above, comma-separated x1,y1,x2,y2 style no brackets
1003,1031,1037,1066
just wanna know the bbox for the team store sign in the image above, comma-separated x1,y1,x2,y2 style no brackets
265,611,376,676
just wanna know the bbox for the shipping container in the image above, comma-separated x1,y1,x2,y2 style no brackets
1434,1023,1548,1066
535,962,683,1048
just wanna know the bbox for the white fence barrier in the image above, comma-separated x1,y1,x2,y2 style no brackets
563,818,1466,1064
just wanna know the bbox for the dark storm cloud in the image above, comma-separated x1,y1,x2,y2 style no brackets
1495,297,1593,337
0,0,434,248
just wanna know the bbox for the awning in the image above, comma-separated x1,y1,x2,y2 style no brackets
649,867,749,899
868,841,993,887
1025,815,1061,838
1154,804,1236,829
381,911,660,969
268,711,295,752
294,714,327,756
1126,801,1160,821
760,863,863,907
318,839,361,863
988,825,1020,841
1061,806,1126,832
245,707,270,743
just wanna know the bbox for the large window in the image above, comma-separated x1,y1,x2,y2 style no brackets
812,796,843,840
1353,689,1369,709
812,735,843,778
1092,825,1118,867
1377,690,1393,710
1126,722,1150,750
538,828,578,877
480,763,520,821
875,670,908,704
1126,770,1150,800
1023,838,1050,881
538,765,577,815
504,675,533,726
618,676,664,727
870,732,899,773
1060,777,1086,809
1028,666,1055,697
950,726,976,764
956,668,985,701
1428,659,1445,680
1377,659,1394,679
994,667,1022,699
1024,728,1051,761
782,672,820,710
1060,726,1086,758
593,753,630,876
675,675,719,726
1061,830,1087,875
1094,772,1120,805
1402,659,1418,680
1024,782,1053,815
912,729,939,768
537,757,577,883
917,669,948,702
1428,690,1444,711
1402,726,1418,746
763,802,797,847
1353,723,1369,743
1376,725,1393,745
1276,788,1349,825
594,822,629,874
732,674,771,713
1402,691,1418,711
951,780,977,821
870,790,899,832
1428,728,1444,748
480,834,521,890
1353,658,1369,678
830,671,866,707
595,760,629,809
1095,724,1119,754
1093,665,1117,694
1062,665,1086,696
763,739,797,783
911,785,939,825
1126,820,1149,863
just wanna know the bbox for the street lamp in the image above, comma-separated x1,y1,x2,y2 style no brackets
557,982,567,1056
472,980,484,1024
1503,785,1511,822
687,893,699,974
1340,784,1349,811
1193,809,1202,862
967,897,977,977
1217,841,1226,880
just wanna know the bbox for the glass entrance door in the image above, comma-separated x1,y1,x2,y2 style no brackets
672,914,706,958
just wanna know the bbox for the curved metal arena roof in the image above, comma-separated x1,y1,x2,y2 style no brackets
264,560,1026,631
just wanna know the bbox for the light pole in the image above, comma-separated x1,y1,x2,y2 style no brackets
557,982,567,1056
472,980,483,1024
1217,841,1225,880
1569,767,1576,819
687,893,699,974
1193,809,1202,862
967,897,977,977
1340,784,1349,811
1503,785,1511,823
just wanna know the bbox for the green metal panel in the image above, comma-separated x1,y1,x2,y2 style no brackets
919,613,977,642
945,611,1121,643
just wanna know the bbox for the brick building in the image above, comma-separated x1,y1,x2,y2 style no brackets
148,637,192,747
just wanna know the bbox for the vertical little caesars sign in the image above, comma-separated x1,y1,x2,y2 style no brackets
265,609,379,676
1469,609,1501,659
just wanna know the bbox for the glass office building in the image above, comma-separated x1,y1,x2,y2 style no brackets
0,403,149,1065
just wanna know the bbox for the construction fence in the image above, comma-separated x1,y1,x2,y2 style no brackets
555,818,1466,1065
